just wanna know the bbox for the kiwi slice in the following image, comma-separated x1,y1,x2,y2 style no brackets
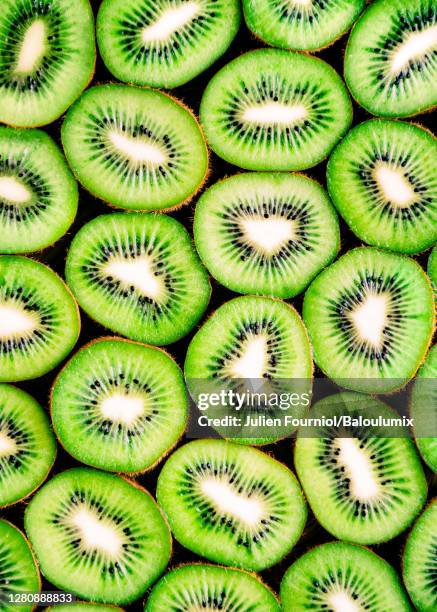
294,392,427,545
428,245,437,291
61,84,208,212
46,606,123,612
0,0,95,128
97,0,241,88
194,173,340,298
243,0,365,51
145,563,280,611
51,337,187,473
280,541,411,611
0,127,78,254
65,213,210,345
156,439,307,571
303,247,435,393
0,256,80,382
24,467,171,604
199,49,352,171
344,0,437,118
327,119,437,254
411,345,437,473
403,499,437,611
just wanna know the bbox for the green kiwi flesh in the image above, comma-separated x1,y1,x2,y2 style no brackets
0,0,95,127
97,0,241,88
194,172,340,298
428,245,437,291
51,337,187,473
45,605,124,612
156,439,307,571
61,84,208,211
24,467,171,604
200,49,352,170
411,345,437,473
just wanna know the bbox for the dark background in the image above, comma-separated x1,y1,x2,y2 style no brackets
3,0,435,607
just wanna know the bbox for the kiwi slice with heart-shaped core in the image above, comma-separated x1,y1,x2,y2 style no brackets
0,0,95,128
97,0,241,88
145,563,280,611
200,49,352,171
194,172,340,298
157,439,307,571
24,467,171,604
65,213,210,345
51,337,187,473
0,384,56,508
303,247,435,393
0,127,78,254
61,84,208,212
0,256,80,382
345,0,437,118
280,541,411,611
294,392,427,545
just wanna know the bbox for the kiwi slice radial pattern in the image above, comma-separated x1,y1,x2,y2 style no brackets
51,337,187,473
0,256,80,382
200,49,352,171
145,564,280,611
61,84,208,212
157,439,307,571
0,127,78,254
345,0,437,117
327,119,437,254
0,0,95,128
243,0,365,51
24,467,171,604
411,345,437,473
97,0,240,88
280,541,411,612
194,173,340,298
65,213,210,345
303,247,435,393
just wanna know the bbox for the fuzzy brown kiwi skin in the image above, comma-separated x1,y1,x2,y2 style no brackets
49,336,188,476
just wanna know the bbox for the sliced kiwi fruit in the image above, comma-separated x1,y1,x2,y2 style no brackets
46,605,124,612
0,256,80,382
428,245,437,291
156,439,307,571
0,127,78,254
51,337,187,473
61,84,208,212
327,119,437,254
303,247,435,393
280,541,411,611
403,499,437,611
97,0,240,88
295,392,427,545
243,0,364,51
0,0,95,128
65,213,210,345
200,48,352,171
194,172,340,298
24,467,171,604
145,563,280,611
0,519,40,612
345,0,437,118
411,345,437,473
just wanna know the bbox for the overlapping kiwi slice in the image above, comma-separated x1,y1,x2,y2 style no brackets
194,173,340,298
303,247,435,393
428,245,437,291
243,0,365,51
411,345,437,473
280,541,411,611
0,127,78,254
61,84,208,211
345,0,437,117
65,213,210,345
0,0,95,127
24,467,171,604
145,563,280,611
51,337,187,473
200,49,352,170
0,256,80,382
157,439,307,571
403,499,437,611
97,0,240,88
